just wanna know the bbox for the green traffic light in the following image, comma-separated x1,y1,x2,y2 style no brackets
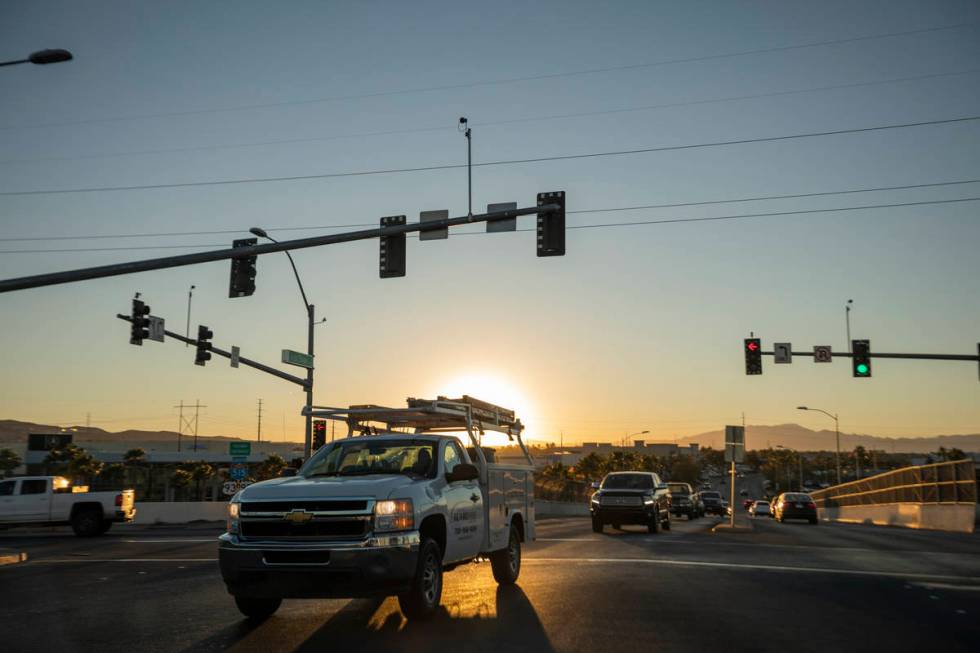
856,363,869,375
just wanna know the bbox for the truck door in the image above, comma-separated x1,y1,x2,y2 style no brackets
0,480,16,522
442,440,484,563
16,478,51,521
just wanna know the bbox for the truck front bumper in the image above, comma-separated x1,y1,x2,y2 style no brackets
218,531,420,599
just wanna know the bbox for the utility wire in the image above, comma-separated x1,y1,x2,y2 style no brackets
4,67,976,166
2,115,978,197
3,177,978,242
1,196,975,254
2,20,974,131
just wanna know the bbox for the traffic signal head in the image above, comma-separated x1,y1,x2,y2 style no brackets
195,325,213,366
229,238,258,298
130,298,150,346
379,215,406,278
313,420,327,450
852,339,871,377
744,338,762,375
536,191,565,257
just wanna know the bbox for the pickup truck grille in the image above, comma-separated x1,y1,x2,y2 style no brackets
241,500,368,513
240,518,368,539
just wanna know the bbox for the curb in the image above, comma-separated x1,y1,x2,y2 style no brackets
712,518,755,534
0,550,28,566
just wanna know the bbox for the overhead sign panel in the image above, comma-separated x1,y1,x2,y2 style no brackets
724,425,745,463
486,202,517,233
814,345,832,363
774,342,792,364
148,316,165,343
282,349,313,369
229,442,251,456
419,210,449,241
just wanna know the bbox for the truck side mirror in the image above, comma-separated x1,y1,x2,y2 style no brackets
590,481,601,490
446,463,479,483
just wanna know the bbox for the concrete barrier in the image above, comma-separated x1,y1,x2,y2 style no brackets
820,503,975,534
536,500,589,517
134,501,227,524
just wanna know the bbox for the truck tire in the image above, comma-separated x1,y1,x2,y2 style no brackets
99,520,113,535
591,517,603,533
71,509,103,537
234,596,281,620
398,537,443,620
648,511,661,534
490,524,521,585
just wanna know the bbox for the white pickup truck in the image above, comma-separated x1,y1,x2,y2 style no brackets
219,396,535,620
0,476,136,536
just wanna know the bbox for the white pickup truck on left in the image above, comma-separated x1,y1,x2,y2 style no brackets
0,476,136,536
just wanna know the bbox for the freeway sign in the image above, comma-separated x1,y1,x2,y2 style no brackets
222,480,250,496
228,442,251,456
282,349,313,369
229,463,247,481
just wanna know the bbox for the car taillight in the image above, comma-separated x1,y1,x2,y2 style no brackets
807,502,816,509
115,494,123,507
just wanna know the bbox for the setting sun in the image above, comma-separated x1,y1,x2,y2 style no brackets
431,373,540,447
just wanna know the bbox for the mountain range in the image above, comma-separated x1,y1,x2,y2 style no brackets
1,419,978,454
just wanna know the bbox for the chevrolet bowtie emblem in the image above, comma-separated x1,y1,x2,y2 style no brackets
285,509,313,523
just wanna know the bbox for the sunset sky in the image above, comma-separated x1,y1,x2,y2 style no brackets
1,1,979,445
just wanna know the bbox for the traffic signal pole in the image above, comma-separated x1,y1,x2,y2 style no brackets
0,203,560,294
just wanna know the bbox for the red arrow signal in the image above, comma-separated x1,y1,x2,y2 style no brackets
747,341,759,351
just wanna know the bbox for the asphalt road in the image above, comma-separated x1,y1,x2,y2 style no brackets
2,516,978,653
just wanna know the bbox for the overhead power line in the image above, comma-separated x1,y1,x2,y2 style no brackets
2,195,976,254
2,114,978,197
4,67,976,166
2,20,974,131
3,177,978,242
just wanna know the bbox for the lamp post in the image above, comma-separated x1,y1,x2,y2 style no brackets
250,227,325,459
1,49,73,67
797,406,840,485
626,430,649,447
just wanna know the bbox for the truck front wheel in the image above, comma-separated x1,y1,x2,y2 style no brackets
490,524,521,585
71,509,102,537
234,596,281,620
398,537,443,620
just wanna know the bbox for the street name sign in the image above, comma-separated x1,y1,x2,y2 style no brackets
148,316,165,343
282,349,313,369
814,346,832,363
229,442,251,456
774,342,792,364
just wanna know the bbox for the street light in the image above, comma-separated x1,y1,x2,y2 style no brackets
0,49,73,67
250,227,326,460
797,406,841,486
625,430,649,447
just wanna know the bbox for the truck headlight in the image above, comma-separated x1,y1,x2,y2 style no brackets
644,495,656,505
227,501,240,534
374,499,414,532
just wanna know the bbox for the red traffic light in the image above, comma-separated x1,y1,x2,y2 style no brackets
746,341,759,352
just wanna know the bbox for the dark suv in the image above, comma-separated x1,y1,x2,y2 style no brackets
590,472,671,534
700,490,726,516
667,482,702,520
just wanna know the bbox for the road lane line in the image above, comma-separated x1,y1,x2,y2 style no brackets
122,539,217,543
523,556,980,583
29,558,217,563
911,582,980,592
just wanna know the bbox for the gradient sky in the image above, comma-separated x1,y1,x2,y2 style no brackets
1,1,979,445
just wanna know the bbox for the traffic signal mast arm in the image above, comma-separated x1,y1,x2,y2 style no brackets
755,349,979,361
0,202,562,294
115,314,309,388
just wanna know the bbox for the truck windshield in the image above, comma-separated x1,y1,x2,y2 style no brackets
302,439,436,479
602,474,654,490
668,484,690,495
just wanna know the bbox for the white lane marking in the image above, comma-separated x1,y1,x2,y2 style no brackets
122,539,217,543
523,557,980,583
31,558,216,563
913,582,980,592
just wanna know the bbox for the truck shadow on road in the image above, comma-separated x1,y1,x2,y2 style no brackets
292,585,556,653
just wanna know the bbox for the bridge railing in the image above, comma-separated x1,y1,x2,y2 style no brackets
810,459,976,508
